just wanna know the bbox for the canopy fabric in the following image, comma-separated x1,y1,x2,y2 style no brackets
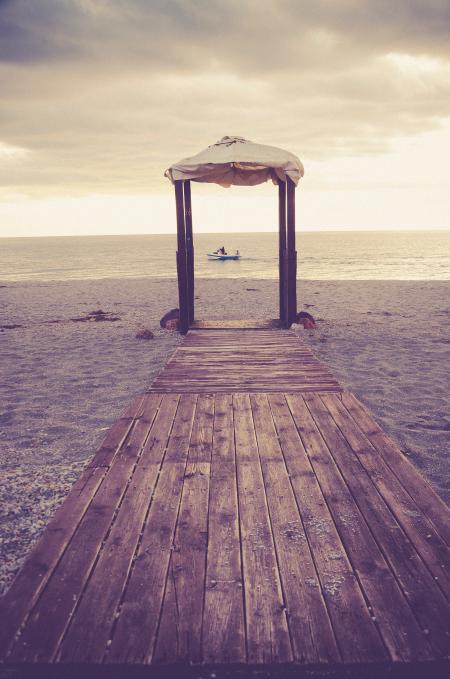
165,136,304,187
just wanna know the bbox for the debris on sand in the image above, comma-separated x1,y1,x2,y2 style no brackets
160,308,179,330
164,318,179,330
294,311,316,329
135,328,154,340
70,310,120,323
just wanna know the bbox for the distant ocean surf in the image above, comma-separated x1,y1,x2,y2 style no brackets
1,230,449,282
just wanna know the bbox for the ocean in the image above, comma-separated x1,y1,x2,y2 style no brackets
1,230,449,282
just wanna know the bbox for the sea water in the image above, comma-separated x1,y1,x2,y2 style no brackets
1,230,449,282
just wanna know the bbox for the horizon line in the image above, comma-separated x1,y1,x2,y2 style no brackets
1,227,450,239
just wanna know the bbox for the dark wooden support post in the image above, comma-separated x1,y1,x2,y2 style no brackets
184,180,195,324
175,180,189,334
286,177,297,326
278,181,288,328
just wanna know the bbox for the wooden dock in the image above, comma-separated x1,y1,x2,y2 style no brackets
149,328,342,393
1,328,449,678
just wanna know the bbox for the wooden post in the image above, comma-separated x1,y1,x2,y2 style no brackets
278,181,288,328
184,180,195,324
286,177,297,326
174,180,189,334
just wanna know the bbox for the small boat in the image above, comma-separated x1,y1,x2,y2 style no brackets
207,250,241,261
207,252,241,261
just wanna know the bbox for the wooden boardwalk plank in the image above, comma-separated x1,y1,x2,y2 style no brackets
202,394,246,664
105,394,197,664
306,394,449,657
250,393,340,663
341,391,450,546
190,319,278,329
87,394,146,469
288,394,434,662
8,394,162,663
1,326,449,676
153,394,214,663
57,393,179,663
149,329,342,393
233,393,292,664
0,395,144,658
322,394,450,598
268,393,388,663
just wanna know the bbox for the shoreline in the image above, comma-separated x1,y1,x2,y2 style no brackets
1,277,449,594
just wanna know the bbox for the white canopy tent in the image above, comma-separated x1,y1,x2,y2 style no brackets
165,135,304,187
165,136,304,333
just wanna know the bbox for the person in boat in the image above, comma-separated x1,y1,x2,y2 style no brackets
213,246,232,256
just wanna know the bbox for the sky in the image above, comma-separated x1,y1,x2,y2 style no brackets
1,0,450,236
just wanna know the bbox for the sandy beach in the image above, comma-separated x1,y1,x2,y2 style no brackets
1,277,449,594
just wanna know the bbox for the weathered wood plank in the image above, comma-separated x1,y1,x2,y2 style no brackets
183,180,194,323
149,329,342,394
0,393,145,657
341,391,450,545
175,179,189,334
0,467,104,658
157,368,330,374
151,386,343,394
57,394,179,663
233,393,292,664
307,393,450,658
153,394,214,663
250,393,340,663
168,356,329,361
289,394,434,662
202,394,246,664
279,180,287,327
87,394,145,468
190,319,279,329
2,324,449,674
322,393,450,598
8,394,162,663
105,394,197,664
172,366,325,371
268,393,387,663
286,177,297,325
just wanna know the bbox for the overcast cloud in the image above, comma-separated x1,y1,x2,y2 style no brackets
1,0,450,196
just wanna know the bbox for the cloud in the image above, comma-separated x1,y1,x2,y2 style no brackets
2,1,449,70
0,141,30,158
0,0,449,195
